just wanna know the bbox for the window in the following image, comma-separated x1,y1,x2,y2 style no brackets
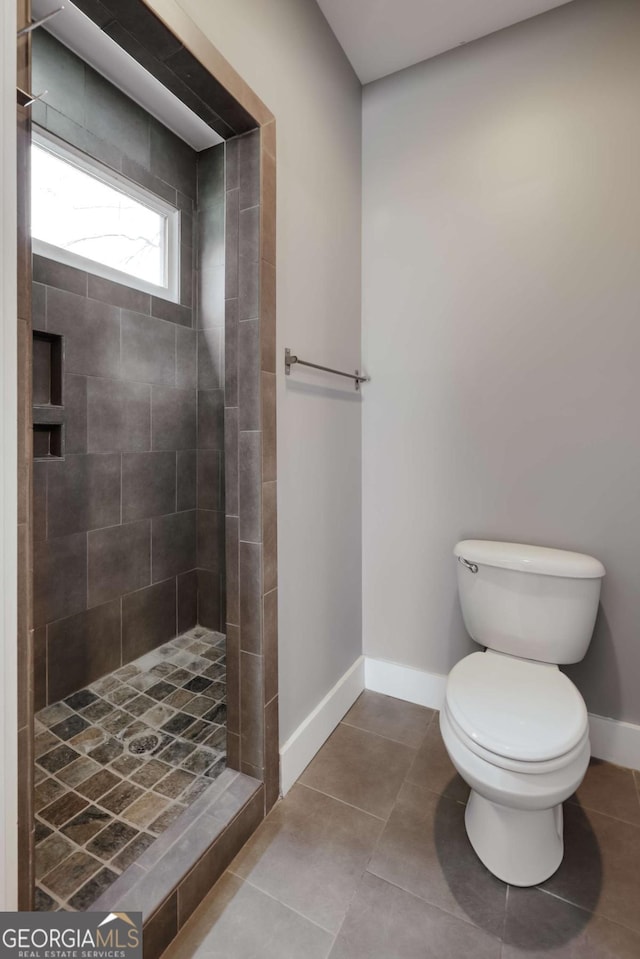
31,131,180,301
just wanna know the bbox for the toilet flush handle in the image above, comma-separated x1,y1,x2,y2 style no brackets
458,556,478,574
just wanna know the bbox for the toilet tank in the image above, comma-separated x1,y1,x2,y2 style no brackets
454,540,605,665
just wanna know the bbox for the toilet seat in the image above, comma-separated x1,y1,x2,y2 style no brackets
445,650,588,764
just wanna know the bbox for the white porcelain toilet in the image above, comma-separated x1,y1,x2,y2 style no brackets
440,539,605,887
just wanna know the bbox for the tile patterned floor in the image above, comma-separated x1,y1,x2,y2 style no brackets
162,691,640,959
34,627,227,912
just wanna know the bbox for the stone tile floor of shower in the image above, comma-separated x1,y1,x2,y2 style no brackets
33,626,227,912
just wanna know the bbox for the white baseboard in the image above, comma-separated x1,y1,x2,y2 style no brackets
279,656,365,795
364,656,640,772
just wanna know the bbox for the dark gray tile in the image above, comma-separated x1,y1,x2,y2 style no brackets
122,579,177,661
176,328,197,389
33,461,47,542
151,296,193,329
197,265,225,329
198,328,223,390
101,0,182,60
88,520,151,607
34,627,47,711
239,542,262,654
238,256,259,321
262,372,276,482
503,886,640,958
344,692,434,750
239,432,262,543
238,130,260,211
197,450,222,511
121,155,177,204
225,407,239,517
329,873,501,959
263,481,277,594
225,137,239,191
65,374,88,454
197,510,224,574
33,254,87,296
225,297,239,407
150,119,196,198
87,378,151,452
32,31,85,126
199,199,225,272
144,893,179,959
263,588,278,705
197,389,224,450
367,780,507,936
152,511,197,582
198,144,225,209
61,805,112,845
122,451,177,521
238,320,260,429
46,287,121,378
85,66,150,168
152,386,197,450
224,189,239,300
198,569,221,632
44,103,124,171
178,571,198,634
121,311,176,386
239,205,259,263
34,532,87,628
47,454,121,537
177,450,197,511
88,274,150,314
41,848,101,899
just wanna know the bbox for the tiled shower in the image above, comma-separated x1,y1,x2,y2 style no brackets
30,31,230,909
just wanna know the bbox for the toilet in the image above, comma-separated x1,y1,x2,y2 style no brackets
440,539,605,887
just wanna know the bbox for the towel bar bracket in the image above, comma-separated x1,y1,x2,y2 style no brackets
285,348,369,391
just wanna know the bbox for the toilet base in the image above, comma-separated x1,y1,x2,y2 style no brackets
465,790,564,886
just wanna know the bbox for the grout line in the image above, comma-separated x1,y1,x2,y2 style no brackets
339,717,430,750
295,782,386,823
231,873,337,938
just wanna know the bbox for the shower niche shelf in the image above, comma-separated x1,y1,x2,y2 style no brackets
32,329,65,460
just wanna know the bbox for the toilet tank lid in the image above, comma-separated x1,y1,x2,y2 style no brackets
454,540,605,579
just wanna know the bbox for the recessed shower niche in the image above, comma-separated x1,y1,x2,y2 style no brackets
18,0,278,940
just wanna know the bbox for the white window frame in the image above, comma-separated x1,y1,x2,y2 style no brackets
32,127,181,303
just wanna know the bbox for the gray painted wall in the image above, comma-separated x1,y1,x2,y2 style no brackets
362,0,640,724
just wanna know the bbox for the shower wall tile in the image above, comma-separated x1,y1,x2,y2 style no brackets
238,320,260,430
34,533,88,629
152,387,197,451
197,569,221,631
33,254,87,297
238,130,260,211
152,510,197,582
260,260,276,374
262,372,277,483
47,454,121,537
262,482,277,596
151,297,193,329
87,379,151,453
261,150,276,268
239,432,262,544
122,451,177,522
240,651,263,769
197,450,222,511
197,265,225,329
177,570,198,634
46,288,121,379
88,275,151,315
88,520,151,608
47,600,121,703
224,408,239,518
177,450,197,511
198,329,224,391
224,298,239,407
64,375,88,454
197,390,225,451
176,329,197,390
150,119,196,199
122,579,177,661
226,517,240,628
121,311,177,386
263,588,278,706
197,510,225,574
224,189,239,300
239,542,262,655
238,256,259,321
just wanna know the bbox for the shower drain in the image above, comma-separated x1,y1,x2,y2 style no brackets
127,733,160,755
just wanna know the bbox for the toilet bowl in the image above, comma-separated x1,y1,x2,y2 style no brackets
443,540,605,886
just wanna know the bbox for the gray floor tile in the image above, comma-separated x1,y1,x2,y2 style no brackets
342,691,434,748
503,886,640,957
230,783,384,933
570,758,640,826
540,801,640,934
299,723,415,820
367,780,507,938
405,717,469,802
161,873,333,959
328,873,501,959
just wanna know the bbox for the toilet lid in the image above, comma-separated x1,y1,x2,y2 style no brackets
445,652,588,763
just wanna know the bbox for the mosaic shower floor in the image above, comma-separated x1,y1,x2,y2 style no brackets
33,627,227,912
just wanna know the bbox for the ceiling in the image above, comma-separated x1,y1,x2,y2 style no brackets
316,0,575,84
